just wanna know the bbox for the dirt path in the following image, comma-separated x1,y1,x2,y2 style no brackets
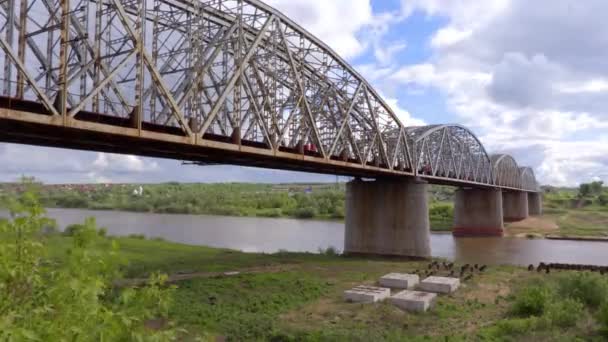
115,264,299,288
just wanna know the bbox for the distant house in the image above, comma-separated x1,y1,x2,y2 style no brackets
132,186,144,196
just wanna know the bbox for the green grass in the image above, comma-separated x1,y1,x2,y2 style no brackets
556,210,608,237
33,233,608,340
171,272,330,340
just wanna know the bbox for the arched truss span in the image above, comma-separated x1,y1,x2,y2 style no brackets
0,0,540,191
0,0,411,171
406,125,493,184
520,167,539,192
491,154,521,188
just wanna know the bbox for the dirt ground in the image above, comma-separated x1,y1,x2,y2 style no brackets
504,216,559,237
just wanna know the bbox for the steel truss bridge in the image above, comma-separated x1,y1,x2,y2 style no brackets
0,0,539,192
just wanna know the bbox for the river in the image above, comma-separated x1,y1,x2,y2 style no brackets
5,208,608,266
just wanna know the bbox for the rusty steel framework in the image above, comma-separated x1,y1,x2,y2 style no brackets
0,0,539,191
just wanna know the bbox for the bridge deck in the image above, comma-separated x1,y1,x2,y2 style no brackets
0,97,526,192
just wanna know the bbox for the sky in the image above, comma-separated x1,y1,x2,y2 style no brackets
1,0,607,186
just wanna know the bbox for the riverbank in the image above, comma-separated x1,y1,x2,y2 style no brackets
505,211,608,241
40,234,608,340
0,182,455,231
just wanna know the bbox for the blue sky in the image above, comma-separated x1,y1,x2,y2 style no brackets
1,0,607,186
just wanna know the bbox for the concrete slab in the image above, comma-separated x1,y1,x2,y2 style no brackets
379,273,419,289
390,290,437,312
344,285,391,303
419,276,460,294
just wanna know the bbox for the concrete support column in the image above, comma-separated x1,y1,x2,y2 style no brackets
452,188,504,237
344,179,430,258
528,192,543,216
503,191,529,222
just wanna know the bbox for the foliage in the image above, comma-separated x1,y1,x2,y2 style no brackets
597,301,608,336
317,246,340,256
481,272,608,339
583,181,604,197
545,298,584,328
0,189,182,340
511,285,553,317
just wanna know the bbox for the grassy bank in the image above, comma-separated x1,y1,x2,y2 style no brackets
40,233,608,340
2,188,607,340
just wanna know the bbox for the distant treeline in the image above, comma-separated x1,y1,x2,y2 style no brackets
0,182,457,231
544,181,608,213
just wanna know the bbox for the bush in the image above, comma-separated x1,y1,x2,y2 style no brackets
128,233,147,240
63,223,85,236
318,246,339,256
511,285,553,317
546,298,584,327
597,301,608,336
293,207,317,219
0,188,181,340
557,272,608,309
430,204,453,219
256,208,283,218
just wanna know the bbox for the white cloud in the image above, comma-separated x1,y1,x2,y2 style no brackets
265,0,373,58
384,97,426,127
557,79,608,94
381,0,608,186
431,27,472,48
92,153,159,173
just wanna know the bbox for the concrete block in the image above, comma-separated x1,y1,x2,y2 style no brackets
419,276,460,294
379,273,419,289
344,285,391,303
390,290,437,312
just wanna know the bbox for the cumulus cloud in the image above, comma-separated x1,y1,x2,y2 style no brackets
265,0,373,59
380,0,608,186
92,153,159,174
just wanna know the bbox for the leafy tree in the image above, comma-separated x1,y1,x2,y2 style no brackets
0,188,183,340
579,183,592,198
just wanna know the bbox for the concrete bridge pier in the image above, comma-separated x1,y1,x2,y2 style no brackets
452,188,504,237
344,178,430,258
503,191,529,222
528,192,543,216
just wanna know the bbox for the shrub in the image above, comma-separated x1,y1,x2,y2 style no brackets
318,246,339,256
293,207,317,219
63,223,85,236
597,301,608,336
557,272,608,309
256,208,283,218
599,193,608,206
430,204,453,219
128,233,147,240
511,285,553,317
546,298,584,328
0,188,182,340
